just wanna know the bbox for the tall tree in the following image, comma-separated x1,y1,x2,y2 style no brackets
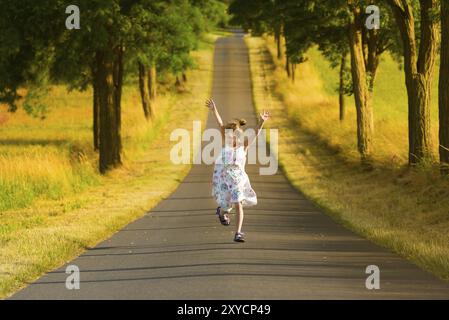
313,13,351,121
439,0,449,174
130,0,166,120
66,0,132,173
281,1,316,82
280,0,393,161
387,0,439,165
315,0,391,162
1,0,133,173
347,0,373,162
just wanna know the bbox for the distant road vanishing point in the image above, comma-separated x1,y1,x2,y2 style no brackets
11,31,449,300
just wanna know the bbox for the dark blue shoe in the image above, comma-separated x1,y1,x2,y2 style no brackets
234,232,245,242
216,207,230,226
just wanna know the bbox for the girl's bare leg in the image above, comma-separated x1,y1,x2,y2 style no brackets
235,202,244,233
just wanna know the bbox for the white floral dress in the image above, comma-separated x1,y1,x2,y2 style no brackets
212,145,257,211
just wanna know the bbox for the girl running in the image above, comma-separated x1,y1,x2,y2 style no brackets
205,98,270,242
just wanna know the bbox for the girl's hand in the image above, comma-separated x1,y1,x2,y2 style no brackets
260,110,270,121
205,98,216,110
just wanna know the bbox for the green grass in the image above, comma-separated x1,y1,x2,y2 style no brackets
0,32,220,298
246,35,449,281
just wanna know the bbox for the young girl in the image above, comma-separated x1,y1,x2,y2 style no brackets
205,98,270,242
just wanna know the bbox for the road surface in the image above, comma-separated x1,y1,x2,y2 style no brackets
12,32,449,299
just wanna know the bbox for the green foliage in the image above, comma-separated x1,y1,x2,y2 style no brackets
193,0,229,29
0,0,64,112
0,0,228,114
228,0,275,34
157,0,197,75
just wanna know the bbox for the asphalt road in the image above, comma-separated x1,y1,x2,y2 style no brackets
11,32,449,299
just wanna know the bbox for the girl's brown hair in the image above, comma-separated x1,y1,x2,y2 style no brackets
224,118,247,131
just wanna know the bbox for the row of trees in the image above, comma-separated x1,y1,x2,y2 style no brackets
229,0,449,172
0,0,228,173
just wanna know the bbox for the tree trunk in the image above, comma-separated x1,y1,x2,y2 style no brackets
366,29,380,91
182,72,187,82
409,75,433,163
285,56,291,78
290,63,296,83
91,65,100,151
348,1,373,163
138,62,151,120
276,35,282,60
96,49,122,174
388,0,438,165
439,0,449,174
275,24,283,60
113,45,123,158
339,52,346,121
148,64,157,101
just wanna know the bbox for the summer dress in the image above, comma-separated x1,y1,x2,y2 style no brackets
211,145,257,211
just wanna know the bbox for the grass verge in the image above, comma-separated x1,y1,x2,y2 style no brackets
246,35,449,281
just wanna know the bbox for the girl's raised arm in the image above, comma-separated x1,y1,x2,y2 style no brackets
206,99,226,140
245,110,270,150
205,98,224,128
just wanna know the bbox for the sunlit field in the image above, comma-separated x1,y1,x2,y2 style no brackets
247,35,449,280
0,33,218,298
1,86,100,212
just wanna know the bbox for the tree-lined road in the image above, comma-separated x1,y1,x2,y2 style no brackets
11,33,449,299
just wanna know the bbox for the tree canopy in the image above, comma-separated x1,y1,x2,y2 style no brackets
0,0,228,172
